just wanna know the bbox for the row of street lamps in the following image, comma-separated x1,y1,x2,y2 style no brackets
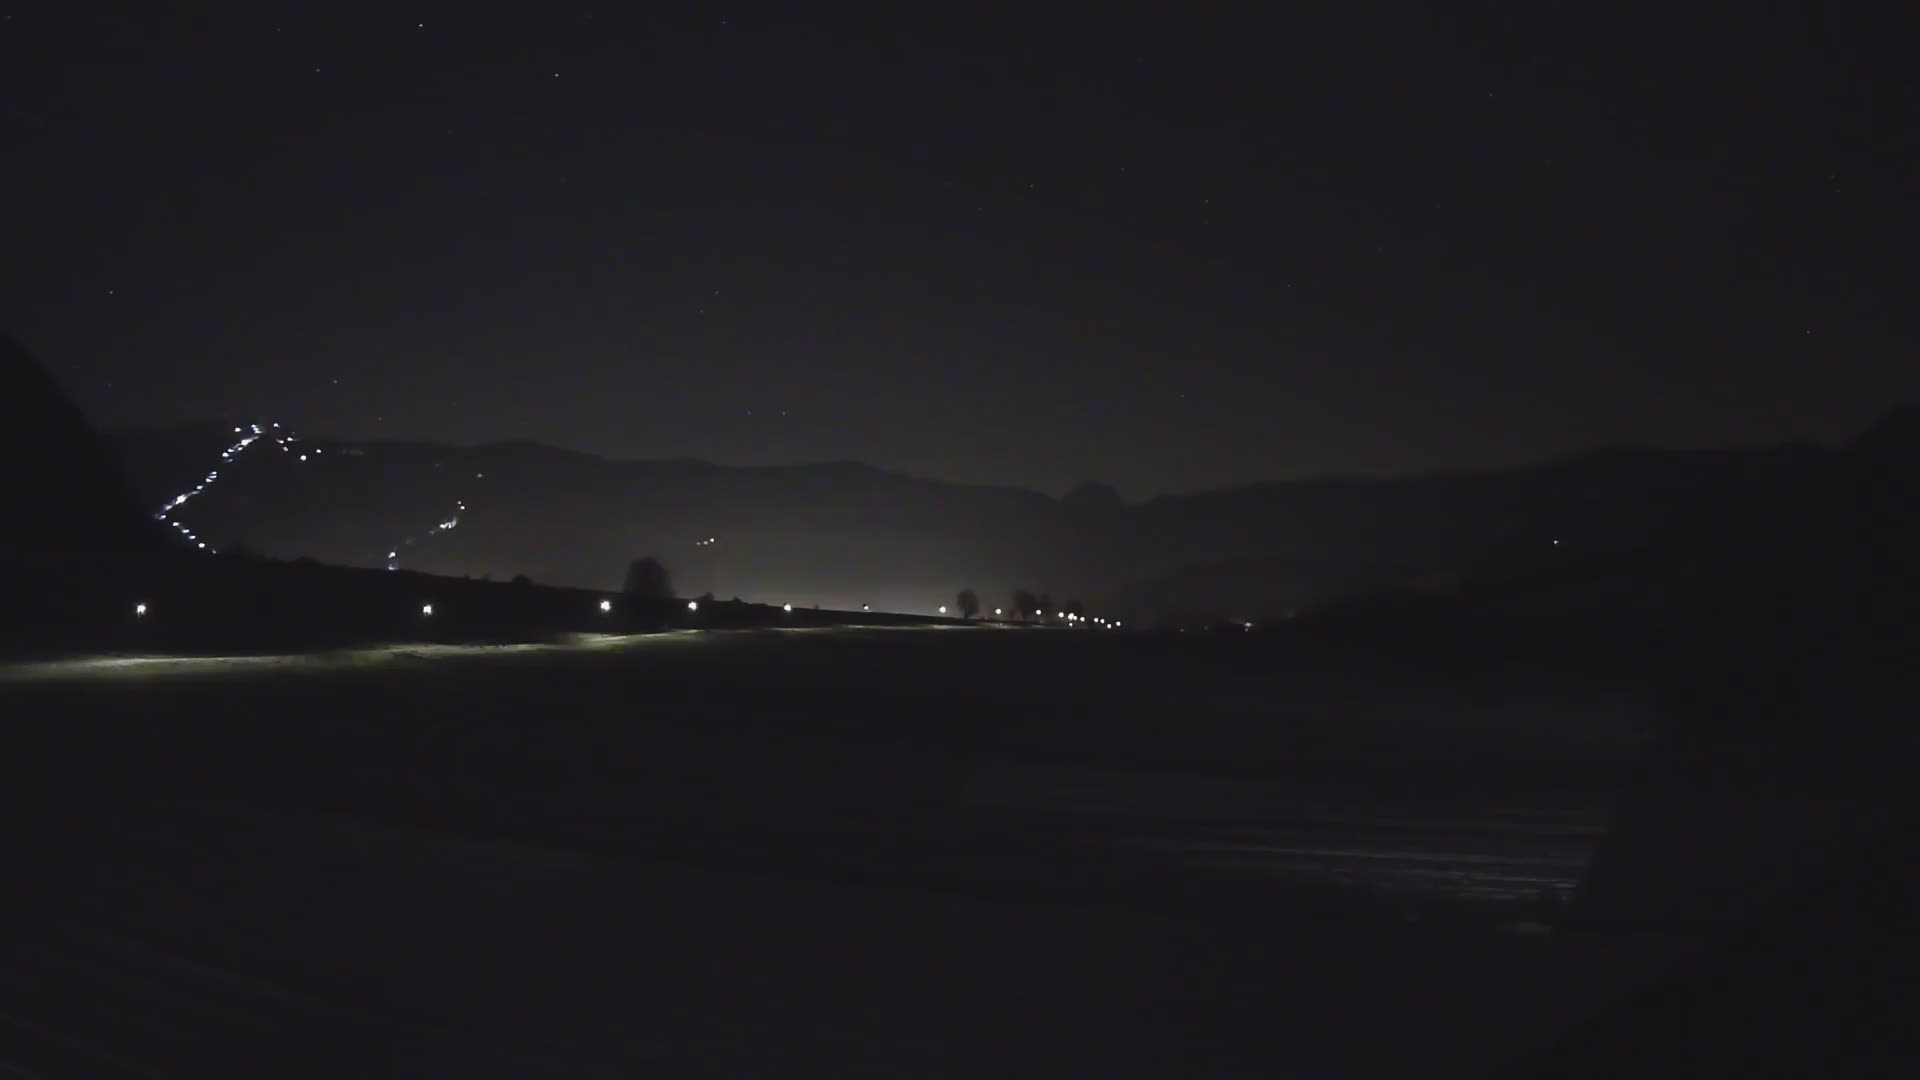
125,596,1121,629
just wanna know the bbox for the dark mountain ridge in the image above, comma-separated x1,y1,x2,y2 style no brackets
104,410,1912,623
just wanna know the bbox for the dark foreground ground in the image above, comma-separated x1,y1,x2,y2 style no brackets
0,628,1904,1075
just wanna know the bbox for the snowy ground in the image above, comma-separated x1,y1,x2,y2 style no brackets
1,628,1684,1075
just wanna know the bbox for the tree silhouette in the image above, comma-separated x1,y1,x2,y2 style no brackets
1011,589,1040,621
623,556,673,599
956,587,980,620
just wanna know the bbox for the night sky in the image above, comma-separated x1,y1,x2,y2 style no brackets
5,3,1916,497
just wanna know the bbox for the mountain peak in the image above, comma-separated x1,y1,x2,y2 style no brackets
1061,480,1126,513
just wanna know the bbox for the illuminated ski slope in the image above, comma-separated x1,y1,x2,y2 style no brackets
153,422,315,552
150,420,465,569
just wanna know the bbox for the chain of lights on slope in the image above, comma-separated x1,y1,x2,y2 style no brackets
153,439,1127,626
385,493,468,571
153,421,320,553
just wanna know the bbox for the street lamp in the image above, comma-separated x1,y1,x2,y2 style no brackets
134,602,147,617
783,603,793,613
687,600,699,612
421,603,433,617
599,599,612,613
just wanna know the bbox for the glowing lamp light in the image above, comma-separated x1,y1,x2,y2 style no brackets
134,602,147,617
862,604,871,611
783,603,793,612
599,599,613,613
420,603,434,616
994,608,1003,616
938,605,947,614
687,600,699,612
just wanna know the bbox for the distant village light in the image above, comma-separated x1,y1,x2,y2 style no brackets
687,600,699,612
599,599,612,613
421,603,434,616
134,602,147,617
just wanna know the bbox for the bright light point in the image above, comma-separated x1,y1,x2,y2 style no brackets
388,551,397,559
299,454,307,461
862,604,870,611
783,603,793,612
134,603,147,617
1057,612,1064,619
938,605,947,614
599,599,612,613
1552,539,1560,545
994,608,1003,616
196,542,206,549
687,600,699,611
421,603,433,616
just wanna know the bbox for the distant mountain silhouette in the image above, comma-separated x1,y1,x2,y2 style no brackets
1,332,167,568
1,332,181,647
104,409,1916,623
1849,402,1920,464
1060,480,1127,515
